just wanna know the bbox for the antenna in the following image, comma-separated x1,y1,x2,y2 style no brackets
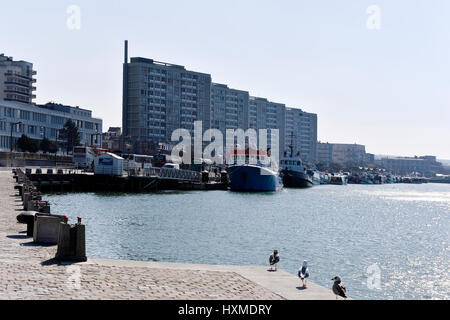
289,132,294,157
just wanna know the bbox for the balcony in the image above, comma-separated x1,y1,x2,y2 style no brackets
4,81,30,88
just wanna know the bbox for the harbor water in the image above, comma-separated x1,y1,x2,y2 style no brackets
44,183,450,300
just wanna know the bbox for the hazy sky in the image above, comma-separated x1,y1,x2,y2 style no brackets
1,0,449,158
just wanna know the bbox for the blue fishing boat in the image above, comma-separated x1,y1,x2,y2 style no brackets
227,149,283,192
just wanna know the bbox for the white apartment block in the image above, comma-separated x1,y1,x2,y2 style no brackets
0,54,36,104
0,101,102,151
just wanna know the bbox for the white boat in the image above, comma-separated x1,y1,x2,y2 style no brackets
329,175,348,185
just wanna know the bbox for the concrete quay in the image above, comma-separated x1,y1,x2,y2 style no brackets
0,168,336,300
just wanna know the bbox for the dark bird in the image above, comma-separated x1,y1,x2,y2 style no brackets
269,250,280,271
331,276,347,299
298,260,310,288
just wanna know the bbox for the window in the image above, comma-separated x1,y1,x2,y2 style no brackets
33,113,47,123
4,107,14,118
28,125,36,135
20,110,31,120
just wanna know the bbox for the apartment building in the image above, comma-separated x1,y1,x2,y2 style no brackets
122,42,212,153
0,54,36,104
122,41,317,161
284,107,317,164
210,83,248,136
0,101,102,151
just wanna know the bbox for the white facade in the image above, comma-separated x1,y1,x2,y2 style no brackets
0,54,36,104
0,100,103,151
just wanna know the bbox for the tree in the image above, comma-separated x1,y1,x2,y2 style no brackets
17,134,40,153
59,120,80,154
40,138,57,154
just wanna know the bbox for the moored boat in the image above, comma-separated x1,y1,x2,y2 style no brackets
227,149,283,192
329,175,348,185
279,142,312,188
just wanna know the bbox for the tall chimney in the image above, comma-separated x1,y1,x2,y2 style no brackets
122,40,129,137
124,40,128,64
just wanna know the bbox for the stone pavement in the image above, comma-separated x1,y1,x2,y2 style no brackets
0,169,336,300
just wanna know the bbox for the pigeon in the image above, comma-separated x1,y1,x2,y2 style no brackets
331,276,347,299
298,260,310,288
269,250,280,271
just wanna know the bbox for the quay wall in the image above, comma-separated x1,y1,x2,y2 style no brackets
1,169,337,299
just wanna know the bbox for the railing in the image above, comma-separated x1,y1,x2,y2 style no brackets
130,167,201,182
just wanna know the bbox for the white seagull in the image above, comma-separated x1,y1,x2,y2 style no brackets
298,260,310,288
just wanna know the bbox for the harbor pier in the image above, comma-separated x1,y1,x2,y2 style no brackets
0,168,336,300
23,168,228,193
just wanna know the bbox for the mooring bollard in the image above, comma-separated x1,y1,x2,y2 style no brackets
201,170,209,183
23,212,51,237
55,217,87,262
24,192,41,211
38,200,51,213
16,211,38,237
221,170,228,184
33,214,66,244
14,184,23,196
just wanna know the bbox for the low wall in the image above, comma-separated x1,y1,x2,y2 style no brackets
0,152,72,167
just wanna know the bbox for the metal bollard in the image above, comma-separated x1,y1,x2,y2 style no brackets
37,200,51,213
24,212,50,237
33,214,66,244
201,170,209,183
55,217,87,262
221,170,228,184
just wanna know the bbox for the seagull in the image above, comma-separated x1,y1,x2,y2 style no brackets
269,250,280,271
298,260,310,288
331,276,347,299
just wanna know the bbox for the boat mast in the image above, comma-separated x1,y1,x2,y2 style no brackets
289,132,294,158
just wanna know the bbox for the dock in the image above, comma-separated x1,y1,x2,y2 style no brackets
0,168,337,300
24,167,228,192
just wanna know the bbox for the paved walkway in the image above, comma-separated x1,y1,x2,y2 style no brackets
0,170,336,300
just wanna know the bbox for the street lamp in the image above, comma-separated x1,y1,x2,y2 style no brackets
55,129,60,166
10,121,22,152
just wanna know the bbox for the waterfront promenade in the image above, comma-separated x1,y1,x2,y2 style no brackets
0,169,335,300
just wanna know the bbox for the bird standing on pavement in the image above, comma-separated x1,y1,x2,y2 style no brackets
331,276,347,299
298,260,310,288
269,250,280,271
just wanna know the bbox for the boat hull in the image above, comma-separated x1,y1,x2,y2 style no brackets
227,165,282,192
281,170,313,188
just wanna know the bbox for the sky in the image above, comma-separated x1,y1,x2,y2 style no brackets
1,0,449,158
